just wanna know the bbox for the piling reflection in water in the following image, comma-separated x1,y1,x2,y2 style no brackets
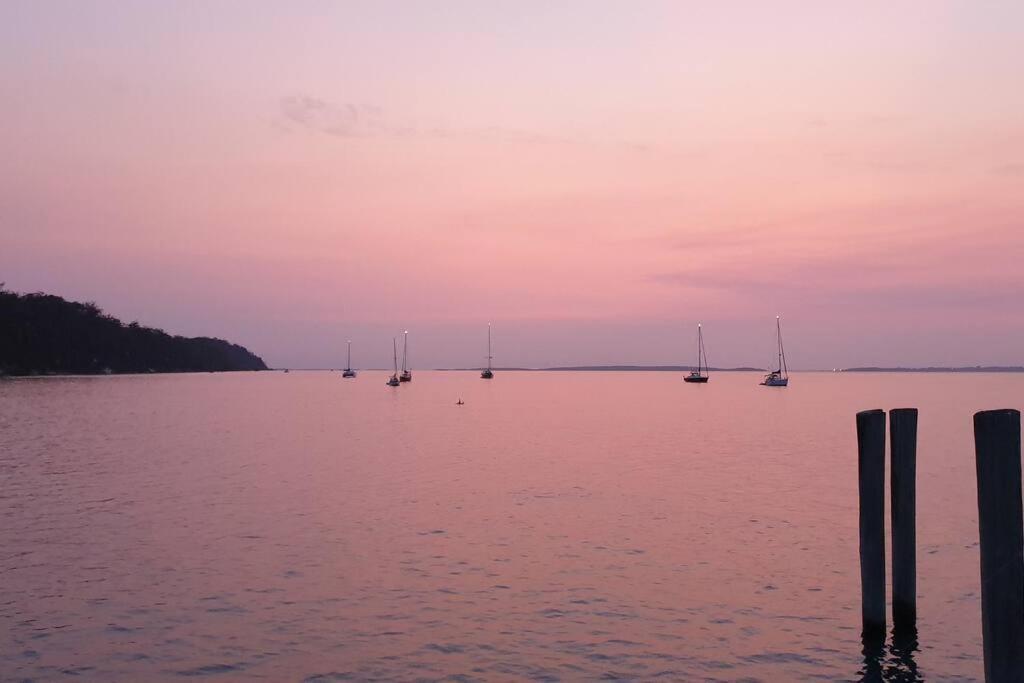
859,627,922,682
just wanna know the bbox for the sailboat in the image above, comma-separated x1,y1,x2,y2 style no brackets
683,323,709,383
386,337,401,386
342,340,356,378
480,323,494,379
399,330,412,382
760,316,789,386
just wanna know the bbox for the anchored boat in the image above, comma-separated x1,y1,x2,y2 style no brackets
683,323,709,383
342,340,356,378
386,337,401,386
399,330,412,382
761,316,789,387
481,323,494,379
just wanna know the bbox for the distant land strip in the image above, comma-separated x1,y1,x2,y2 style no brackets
0,288,267,376
436,366,764,372
432,366,1024,373
842,366,1024,373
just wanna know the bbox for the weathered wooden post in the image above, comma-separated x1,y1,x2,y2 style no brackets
890,408,917,631
857,409,886,638
974,409,1024,682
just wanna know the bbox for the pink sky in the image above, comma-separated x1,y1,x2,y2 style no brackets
2,1,1023,368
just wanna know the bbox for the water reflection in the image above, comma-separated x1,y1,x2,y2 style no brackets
859,627,922,682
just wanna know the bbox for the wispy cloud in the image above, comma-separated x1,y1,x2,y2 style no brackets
275,94,660,152
277,94,573,146
649,255,1024,311
643,203,1024,315
279,96,398,138
992,162,1024,176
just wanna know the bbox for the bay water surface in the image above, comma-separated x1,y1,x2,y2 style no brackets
2,370,1017,681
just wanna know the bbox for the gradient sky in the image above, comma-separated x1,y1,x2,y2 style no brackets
2,1,1023,369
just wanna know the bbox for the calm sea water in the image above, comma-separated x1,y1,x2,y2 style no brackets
1,370,1019,681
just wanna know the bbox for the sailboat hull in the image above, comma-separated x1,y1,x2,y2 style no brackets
342,370,356,378
683,375,708,383
399,373,412,382
761,376,788,387
480,370,493,379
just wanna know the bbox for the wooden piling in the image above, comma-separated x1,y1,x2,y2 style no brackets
890,408,917,631
857,409,886,638
974,409,1024,682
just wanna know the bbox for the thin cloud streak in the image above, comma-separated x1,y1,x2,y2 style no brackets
277,94,574,146
279,96,392,138
276,94,663,151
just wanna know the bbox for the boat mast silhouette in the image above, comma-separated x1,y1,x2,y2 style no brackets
684,323,709,383
342,340,356,378
481,323,494,379
387,337,400,386
400,330,412,382
760,316,789,386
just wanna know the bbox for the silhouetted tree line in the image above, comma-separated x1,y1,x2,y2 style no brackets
0,286,267,375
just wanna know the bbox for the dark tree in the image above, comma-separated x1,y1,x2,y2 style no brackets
0,287,268,375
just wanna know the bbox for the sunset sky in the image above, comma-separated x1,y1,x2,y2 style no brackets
2,1,1023,369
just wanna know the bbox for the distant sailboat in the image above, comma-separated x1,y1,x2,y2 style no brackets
386,337,401,386
481,323,494,379
761,316,789,387
683,323,709,383
342,340,356,378
399,330,412,382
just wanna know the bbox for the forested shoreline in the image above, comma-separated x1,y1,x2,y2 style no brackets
0,287,267,376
